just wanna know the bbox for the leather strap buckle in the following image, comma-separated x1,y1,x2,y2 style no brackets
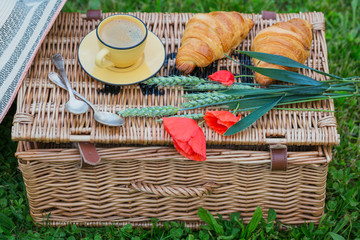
86,10,102,21
262,11,277,20
77,142,101,168
270,144,287,171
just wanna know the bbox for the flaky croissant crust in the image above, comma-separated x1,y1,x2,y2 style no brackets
251,18,313,86
176,11,254,74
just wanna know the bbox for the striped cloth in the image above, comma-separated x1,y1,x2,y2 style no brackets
0,0,66,123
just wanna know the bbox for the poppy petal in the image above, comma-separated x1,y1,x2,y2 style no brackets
163,117,199,142
174,138,206,161
163,117,207,161
204,111,241,135
204,113,228,134
208,70,235,86
187,128,206,161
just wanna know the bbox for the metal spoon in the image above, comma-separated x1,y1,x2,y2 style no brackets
51,54,89,114
48,72,125,126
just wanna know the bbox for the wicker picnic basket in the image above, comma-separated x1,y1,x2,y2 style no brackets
12,11,339,228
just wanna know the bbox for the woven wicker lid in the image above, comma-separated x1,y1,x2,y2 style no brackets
11,11,339,146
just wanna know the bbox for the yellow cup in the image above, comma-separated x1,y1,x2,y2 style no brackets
95,14,148,69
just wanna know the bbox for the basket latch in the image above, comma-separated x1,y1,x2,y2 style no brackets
86,10,102,21
77,142,101,168
270,144,287,171
261,11,276,20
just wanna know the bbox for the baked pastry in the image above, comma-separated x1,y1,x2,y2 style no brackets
175,11,254,74
251,18,313,85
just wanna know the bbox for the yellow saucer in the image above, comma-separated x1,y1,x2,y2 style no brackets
78,30,165,85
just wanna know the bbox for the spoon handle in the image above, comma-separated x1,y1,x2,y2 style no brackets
51,54,77,100
48,72,97,111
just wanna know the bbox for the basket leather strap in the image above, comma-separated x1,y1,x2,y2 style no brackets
270,144,287,171
86,10,102,21
77,142,101,168
262,11,276,20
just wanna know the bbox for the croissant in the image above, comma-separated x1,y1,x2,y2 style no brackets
251,18,313,86
175,11,254,74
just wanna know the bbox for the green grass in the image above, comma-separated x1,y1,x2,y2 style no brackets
1,0,359,239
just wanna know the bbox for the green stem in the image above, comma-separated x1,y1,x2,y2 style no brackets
278,94,356,105
234,75,255,78
232,103,240,114
322,78,360,83
230,107,336,113
272,107,336,112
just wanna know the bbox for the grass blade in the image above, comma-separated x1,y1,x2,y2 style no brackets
243,64,323,86
224,84,329,96
272,107,335,113
278,93,356,105
223,95,284,109
0,212,15,233
224,96,283,135
245,206,263,239
238,51,342,79
328,232,345,240
267,209,276,222
197,207,224,235
180,94,280,111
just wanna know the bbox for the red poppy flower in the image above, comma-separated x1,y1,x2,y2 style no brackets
208,70,235,86
204,111,241,135
163,117,206,161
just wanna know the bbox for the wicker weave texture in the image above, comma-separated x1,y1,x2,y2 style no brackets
12,12,339,146
17,142,331,227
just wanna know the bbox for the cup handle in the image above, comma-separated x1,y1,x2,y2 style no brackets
95,48,114,68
